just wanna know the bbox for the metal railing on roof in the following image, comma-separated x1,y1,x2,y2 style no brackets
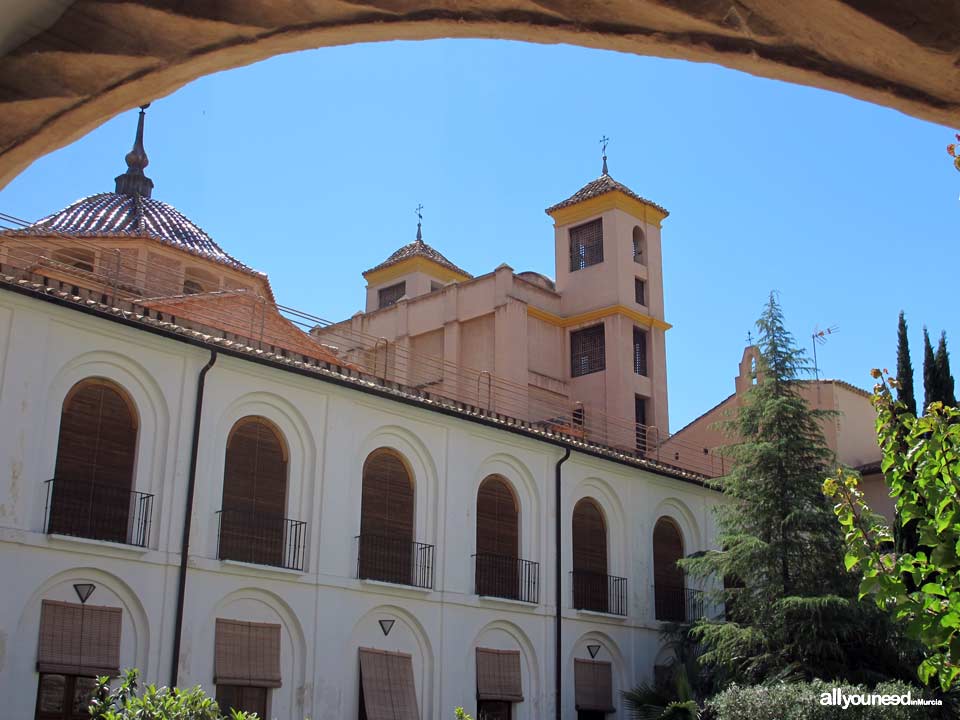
0,211,725,478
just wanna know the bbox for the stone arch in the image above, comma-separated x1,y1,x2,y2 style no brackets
472,452,541,563
569,476,629,578
567,629,629,717
651,497,702,555
354,425,439,545
201,391,318,564
16,566,151,675
467,619,541,720
1,3,957,191
41,350,170,541
345,603,435,720
200,587,308,720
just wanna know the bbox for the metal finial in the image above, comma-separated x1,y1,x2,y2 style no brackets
600,135,609,175
415,203,423,242
115,103,155,198
746,330,754,346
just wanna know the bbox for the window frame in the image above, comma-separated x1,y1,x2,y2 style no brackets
570,325,606,377
634,277,645,306
632,327,648,376
378,281,407,309
569,218,604,272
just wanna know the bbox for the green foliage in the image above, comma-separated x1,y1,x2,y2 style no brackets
454,708,473,720
923,328,939,411
682,293,864,683
896,312,917,416
87,669,254,720
824,371,960,690
934,332,956,407
705,680,941,720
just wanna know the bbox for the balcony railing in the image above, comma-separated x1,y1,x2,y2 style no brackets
571,570,628,616
474,553,539,604
356,534,435,589
653,584,705,622
44,478,153,547
217,508,307,571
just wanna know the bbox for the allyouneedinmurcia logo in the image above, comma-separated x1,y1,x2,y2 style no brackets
819,688,942,709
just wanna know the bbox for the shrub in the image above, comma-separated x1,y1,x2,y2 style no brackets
88,668,256,720
705,680,944,720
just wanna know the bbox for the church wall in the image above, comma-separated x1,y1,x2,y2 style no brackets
0,289,721,720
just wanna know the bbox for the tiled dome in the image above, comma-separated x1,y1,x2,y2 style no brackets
28,191,253,272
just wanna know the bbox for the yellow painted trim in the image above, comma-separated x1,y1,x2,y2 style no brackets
527,304,672,331
363,255,470,286
547,191,668,228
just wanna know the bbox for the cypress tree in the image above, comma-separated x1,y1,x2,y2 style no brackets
895,311,917,415
923,327,938,412
683,293,875,683
934,332,956,407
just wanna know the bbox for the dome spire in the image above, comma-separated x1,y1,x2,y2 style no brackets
415,203,424,243
115,104,154,198
600,134,609,176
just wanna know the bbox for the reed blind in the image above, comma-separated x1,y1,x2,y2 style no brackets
37,600,121,677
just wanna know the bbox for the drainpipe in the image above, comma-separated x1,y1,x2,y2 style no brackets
554,446,571,720
171,350,217,687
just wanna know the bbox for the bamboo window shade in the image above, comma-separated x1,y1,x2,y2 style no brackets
358,647,420,720
214,619,282,688
54,380,137,489
37,600,121,676
476,476,518,558
574,659,615,713
475,648,523,702
653,517,684,590
572,499,607,574
222,417,288,515
360,450,414,540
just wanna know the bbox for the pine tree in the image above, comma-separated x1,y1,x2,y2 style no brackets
684,293,916,685
923,327,938,412
895,312,917,415
934,332,956,407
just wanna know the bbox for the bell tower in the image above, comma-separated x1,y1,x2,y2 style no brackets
545,148,672,439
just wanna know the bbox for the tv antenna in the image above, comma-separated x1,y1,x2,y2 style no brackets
812,324,839,381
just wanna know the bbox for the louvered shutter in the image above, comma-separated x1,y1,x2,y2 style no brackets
220,418,288,566
572,499,608,611
653,518,685,621
360,450,415,583
51,381,137,542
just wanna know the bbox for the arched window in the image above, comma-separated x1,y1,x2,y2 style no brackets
219,417,289,567
359,448,417,585
50,379,139,544
632,226,645,264
572,498,608,612
475,475,520,599
653,517,686,621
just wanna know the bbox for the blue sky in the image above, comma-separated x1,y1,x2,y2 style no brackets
1,39,956,430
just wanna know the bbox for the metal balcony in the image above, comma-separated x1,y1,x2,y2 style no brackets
571,569,628,616
474,553,539,604
356,534,435,589
217,507,306,571
44,478,153,547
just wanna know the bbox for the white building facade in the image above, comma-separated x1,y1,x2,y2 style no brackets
0,109,721,720
0,286,720,720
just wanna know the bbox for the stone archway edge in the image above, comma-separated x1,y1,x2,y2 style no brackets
2,1,959,188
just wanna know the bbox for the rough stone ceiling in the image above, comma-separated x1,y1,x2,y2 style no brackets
1,0,958,188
